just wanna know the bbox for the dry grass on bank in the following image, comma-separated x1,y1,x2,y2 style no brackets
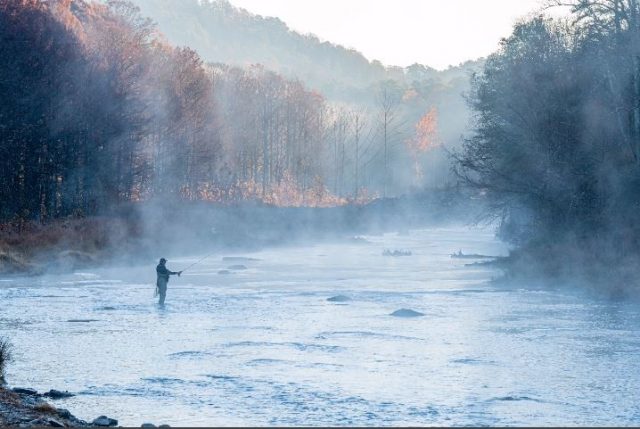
0,216,144,275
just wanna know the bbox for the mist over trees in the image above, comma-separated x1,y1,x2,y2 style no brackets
1,0,460,226
129,0,483,190
1,0,483,228
0,0,218,222
456,0,640,288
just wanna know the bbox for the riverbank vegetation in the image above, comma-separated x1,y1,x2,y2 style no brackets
0,189,478,275
0,0,446,228
455,0,640,296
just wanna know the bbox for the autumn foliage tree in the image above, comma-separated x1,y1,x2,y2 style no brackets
406,107,439,185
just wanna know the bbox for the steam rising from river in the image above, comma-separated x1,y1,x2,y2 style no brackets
1,226,639,426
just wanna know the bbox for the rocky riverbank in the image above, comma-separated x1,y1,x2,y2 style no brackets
0,386,117,427
0,386,172,428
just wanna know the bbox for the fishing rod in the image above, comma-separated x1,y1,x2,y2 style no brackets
179,251,218,274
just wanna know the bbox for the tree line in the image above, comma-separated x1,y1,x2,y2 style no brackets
0,0,439,224
456,0,640,283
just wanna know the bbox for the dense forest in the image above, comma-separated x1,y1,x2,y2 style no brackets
0,0,445,225
456,0,640,289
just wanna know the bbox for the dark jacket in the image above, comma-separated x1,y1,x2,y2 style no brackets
156,264,177,283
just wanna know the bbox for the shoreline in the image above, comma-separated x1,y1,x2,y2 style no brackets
0,386,117,427
0,192,476,277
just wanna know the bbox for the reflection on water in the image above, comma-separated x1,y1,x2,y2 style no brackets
0,227,639,426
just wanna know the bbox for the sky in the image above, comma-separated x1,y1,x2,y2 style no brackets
227,0,568,70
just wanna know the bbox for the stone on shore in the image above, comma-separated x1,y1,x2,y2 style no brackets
23,418,48,427
92,415,118,426
44,389,74,399
56,408,72,419
1,386,88,427
46,417,65,427
12,388,38,396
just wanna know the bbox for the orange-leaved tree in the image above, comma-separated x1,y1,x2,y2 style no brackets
405,107,439,185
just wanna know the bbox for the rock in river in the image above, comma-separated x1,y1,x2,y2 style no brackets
327,295,351,302
222,256,260,262
227,265,247,270
390,308,425,318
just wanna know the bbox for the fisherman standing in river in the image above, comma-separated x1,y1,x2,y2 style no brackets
156,258,181,305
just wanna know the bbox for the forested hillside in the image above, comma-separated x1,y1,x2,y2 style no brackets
132,0,475,100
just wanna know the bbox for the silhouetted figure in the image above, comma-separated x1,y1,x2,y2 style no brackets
156,258,181,305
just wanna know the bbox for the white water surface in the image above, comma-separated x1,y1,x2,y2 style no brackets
1,226,639,426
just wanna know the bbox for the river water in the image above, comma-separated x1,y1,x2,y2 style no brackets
1,226,639,426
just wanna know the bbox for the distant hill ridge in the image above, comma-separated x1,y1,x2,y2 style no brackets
131,0,482,100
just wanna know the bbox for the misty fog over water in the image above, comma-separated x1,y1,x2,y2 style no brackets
4,0,640,426
1,227,639,426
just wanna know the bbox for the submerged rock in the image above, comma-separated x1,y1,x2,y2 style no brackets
92,415,118,426
327,295,351,302
222,256,260,262
43,389,74,399
217,270,231,275
382,249,412,257
140,424,156,428
227,264,247,270
390,308,425,318
450,250,495,259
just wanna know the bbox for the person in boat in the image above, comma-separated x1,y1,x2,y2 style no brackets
156,258,181,305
